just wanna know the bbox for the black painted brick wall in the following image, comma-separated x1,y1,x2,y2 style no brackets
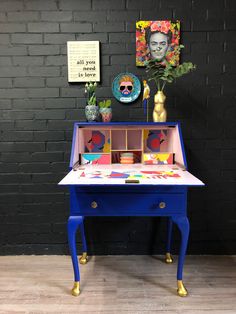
0,0,235,255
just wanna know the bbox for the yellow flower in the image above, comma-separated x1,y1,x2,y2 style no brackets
176,20,180,30
136,21,150,30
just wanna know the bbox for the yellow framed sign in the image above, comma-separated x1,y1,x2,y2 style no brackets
67,41,100,82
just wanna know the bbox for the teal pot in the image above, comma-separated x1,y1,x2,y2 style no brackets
99,108,112,123
85,105,99,122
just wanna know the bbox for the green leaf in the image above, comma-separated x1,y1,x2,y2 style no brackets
145,56,196,91
98,99,111,108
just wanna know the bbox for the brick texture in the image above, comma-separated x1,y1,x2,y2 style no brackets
0,0,236,255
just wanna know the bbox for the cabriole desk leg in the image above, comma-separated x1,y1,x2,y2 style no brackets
68,216,84,296
165,217,173,264
79,220,88,265
172,215,190,297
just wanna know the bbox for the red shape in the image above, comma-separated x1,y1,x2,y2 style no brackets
141,171,159,174
172,174,180,178
145,160,154,165
92,134,102,145
167,154,173,164
151,138,160,149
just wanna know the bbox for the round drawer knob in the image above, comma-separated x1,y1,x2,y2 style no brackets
159,202,166,209
91,201,98,209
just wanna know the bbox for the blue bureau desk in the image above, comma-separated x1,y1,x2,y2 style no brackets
59,122,204,297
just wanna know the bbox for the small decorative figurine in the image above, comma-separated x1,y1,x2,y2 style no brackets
84,82,99,122
153,90,167,122
142,80,150,122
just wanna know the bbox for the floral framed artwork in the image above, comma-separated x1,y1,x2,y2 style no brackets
136,20,180,66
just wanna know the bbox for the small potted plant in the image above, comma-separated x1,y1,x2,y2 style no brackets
84,82,99,122
98,99,112,122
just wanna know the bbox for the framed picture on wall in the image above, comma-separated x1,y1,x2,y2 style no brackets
67,41,100,82
136,20,180,67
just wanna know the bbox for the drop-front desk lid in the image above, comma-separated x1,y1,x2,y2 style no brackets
59,164,204,186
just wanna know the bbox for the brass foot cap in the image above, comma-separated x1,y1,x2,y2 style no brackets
79,252,88,265
165,253,173,264
177,280,188,297
71,281,80,296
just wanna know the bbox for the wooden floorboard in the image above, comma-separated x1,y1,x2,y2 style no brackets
0,255,235,313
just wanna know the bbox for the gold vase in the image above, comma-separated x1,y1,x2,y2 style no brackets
153,91,167,122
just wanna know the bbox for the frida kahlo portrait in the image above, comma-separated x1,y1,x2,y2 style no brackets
136,20,180,66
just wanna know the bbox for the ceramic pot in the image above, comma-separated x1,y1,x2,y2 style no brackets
153,90,167,122
85,105,99,122
99,108,112,123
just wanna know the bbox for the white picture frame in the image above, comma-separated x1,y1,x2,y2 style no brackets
67,41,100,82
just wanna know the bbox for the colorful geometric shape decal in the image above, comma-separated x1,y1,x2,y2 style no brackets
109,171,130,179
143,153,174,165
146,130,165,152
84,130,110,153
81,154,111,165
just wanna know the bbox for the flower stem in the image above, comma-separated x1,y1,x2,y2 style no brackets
155,79,160,91
161,81,166,91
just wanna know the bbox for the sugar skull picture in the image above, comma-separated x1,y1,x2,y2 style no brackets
136,20,180,66
119,75,134,98
112,73,141,103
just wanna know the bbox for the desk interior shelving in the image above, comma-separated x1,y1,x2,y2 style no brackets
76,124,182,167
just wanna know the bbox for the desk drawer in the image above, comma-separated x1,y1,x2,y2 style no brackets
74,193,186,216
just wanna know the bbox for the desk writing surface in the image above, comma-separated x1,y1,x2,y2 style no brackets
59,164,204,186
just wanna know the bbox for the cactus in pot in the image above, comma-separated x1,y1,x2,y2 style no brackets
98,99,112,122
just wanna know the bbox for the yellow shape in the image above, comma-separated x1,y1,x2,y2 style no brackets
143,129,149,142
165,171,174,176
103,141,110,153
157,153,170,162
143,153,170,162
